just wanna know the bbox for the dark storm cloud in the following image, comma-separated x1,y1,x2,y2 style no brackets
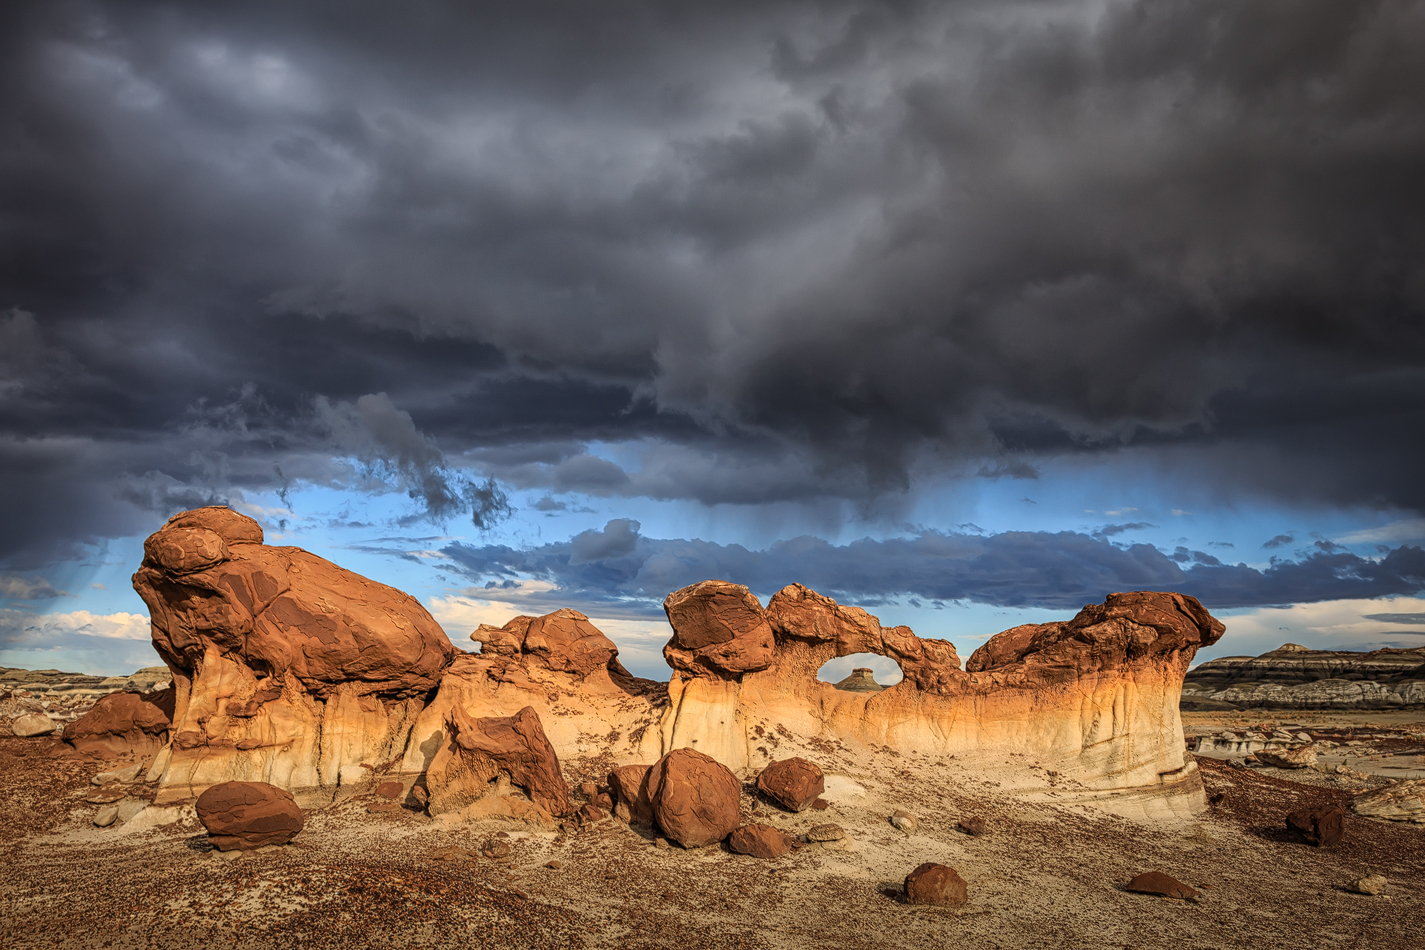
3,0,1425,563
442,522,1425,616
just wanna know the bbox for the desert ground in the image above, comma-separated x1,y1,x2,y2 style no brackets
4,711,1422,950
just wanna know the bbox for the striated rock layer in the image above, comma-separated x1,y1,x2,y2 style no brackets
1183,643,1425,709
79,507,1226,817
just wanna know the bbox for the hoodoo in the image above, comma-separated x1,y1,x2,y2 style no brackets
74,508,1226,817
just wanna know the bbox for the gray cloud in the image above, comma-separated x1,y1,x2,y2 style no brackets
440,522,1425,616
1362,612,1425,626
1,0,1423,565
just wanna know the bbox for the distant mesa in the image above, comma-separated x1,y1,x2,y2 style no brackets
833,668,885,693
1182,642,1425,710
42,507,1228,823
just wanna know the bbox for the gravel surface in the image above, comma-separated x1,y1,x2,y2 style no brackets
3,734,1422,949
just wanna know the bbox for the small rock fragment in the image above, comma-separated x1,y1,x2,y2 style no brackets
904,863,968,907
890,809,917,833
481,838,513,860
93,804,120,828
957,816,985,837
1351,874,1387,896
375,781,404,800
654,836,670,849
728,823,796,859
12,714,56,737
805,823,846,842
91,762,144,786
1125,872,1200,900
1256,745,1318,769
578,781,599,799
578,803,606,823
544,860,564,870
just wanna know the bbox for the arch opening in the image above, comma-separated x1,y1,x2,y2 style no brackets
816,653,903,691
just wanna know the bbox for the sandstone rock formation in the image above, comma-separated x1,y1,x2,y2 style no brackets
1351,780,1425,824
76,507,1229,821
129,507,455,802
648,747,742,847
424,705,572,825
904,863,968,907
1255,745,1318,769
195,781,304,850
756,757,824,812
1183,644,1425,709
62,687,174,757
659,582,1222,815
1286,803,1344,846
833,668,885,692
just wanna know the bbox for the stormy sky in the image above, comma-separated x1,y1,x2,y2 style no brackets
3,0,1424,678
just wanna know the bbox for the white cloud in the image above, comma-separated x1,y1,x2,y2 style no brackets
1200,596,1425,663
0,609,152,642
1338,518,1425,545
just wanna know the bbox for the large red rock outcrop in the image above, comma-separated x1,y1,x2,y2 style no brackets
472,609,624,677
662,581,776,677
62,686,175,758
424,705,572,825
647,748,742,848
131,507,456,801
195,780,304,851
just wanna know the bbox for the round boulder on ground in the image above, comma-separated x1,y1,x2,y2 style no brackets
756,757,825,812
647,748,742,848
1286,802,1344,847
904,863,968,907
195,781,304,851
728,823,796,859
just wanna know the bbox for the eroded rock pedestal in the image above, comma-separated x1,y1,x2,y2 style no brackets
75,507,1226,819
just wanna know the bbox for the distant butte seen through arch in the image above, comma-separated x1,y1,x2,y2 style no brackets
816,652,904,690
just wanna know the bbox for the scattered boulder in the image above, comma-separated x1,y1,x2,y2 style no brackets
728,823,796,859
426,705,573,823
957,816,985,836
608,764,654,827
647,748,742,848
1255,745,1318,769
904,863,968,907
62,688,174,758
890,809,918,833
804,823,852,850
195,781,304,851
93,804,119,828
11,714,56,737
577,781,599,799
480,838,513,860
1350,874,1388,896
756,757,825,812
592,791,614,811
1125,872,1200,900
578,803,606,823
1351,779,1425,824
375,781,404,800
1286,803,1345,847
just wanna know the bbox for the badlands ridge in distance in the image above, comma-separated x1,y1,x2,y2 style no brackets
1,506,1422,950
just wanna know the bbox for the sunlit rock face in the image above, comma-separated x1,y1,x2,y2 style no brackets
130,507,455,803
660,582,1224,815
96,507,1224,819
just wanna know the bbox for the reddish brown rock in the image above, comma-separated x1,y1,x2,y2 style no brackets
471,608,620,677
578,803,606,823
904,863,968,907
957,816,986,837
756,757,825,812
647,748,742,847
1125,872,1200,900
195,781,304,851
62,687,175,757
728,823,796,859
443,705,573,819
375,781,404,800
662,581,776,677
608,764,655,827
1286,802,1345,847
592,791,614,811
966,591,1224,686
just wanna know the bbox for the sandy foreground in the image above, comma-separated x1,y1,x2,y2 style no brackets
3,715,1423,950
